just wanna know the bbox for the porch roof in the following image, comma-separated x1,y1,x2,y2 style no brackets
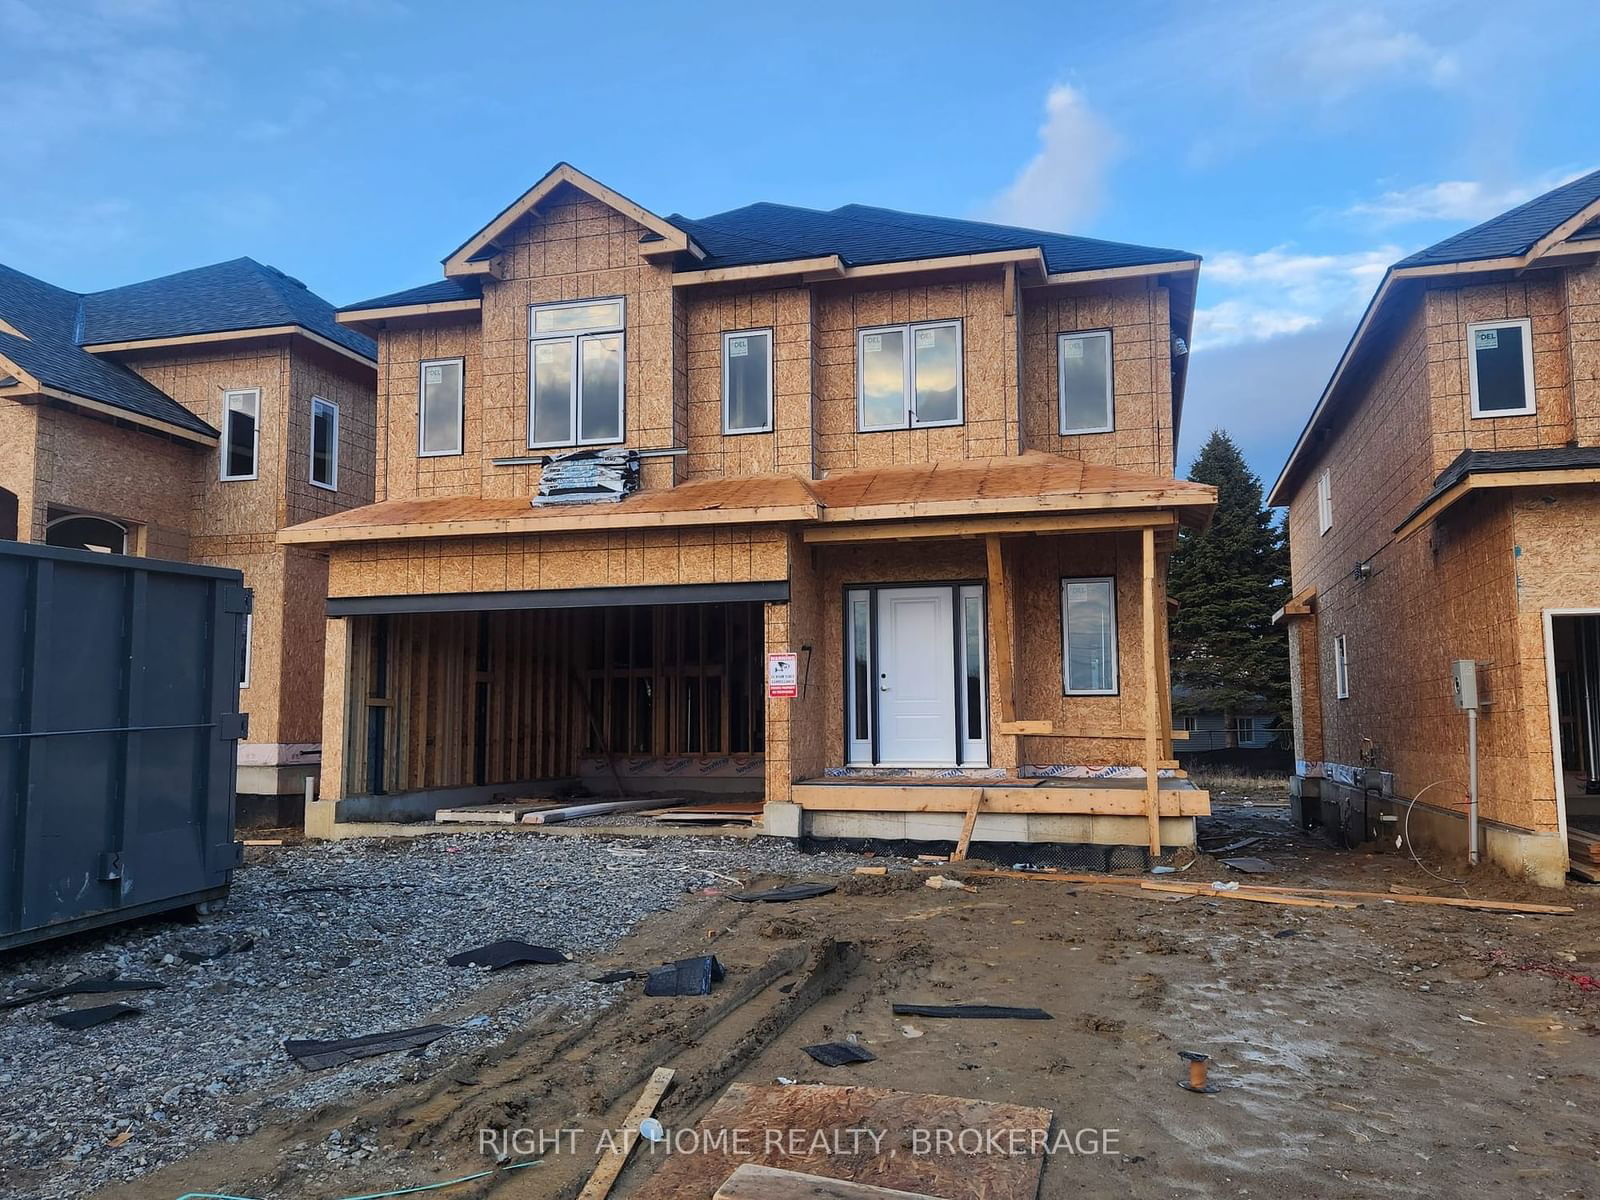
278,452,1214,546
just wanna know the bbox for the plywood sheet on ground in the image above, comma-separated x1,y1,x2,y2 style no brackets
629,1084,1051,1200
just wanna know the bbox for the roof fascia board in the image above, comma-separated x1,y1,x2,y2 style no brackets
670,255,846,287
1033,259,1200,287
1394,467,1600,541
1526,196,1600,265
442,163,693,275
336,298,483,328
35,385,217,445
670,247,1050,289
83,325,376,369
0,349,42,392
0,316,30,340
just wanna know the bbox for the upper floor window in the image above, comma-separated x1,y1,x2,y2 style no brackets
221,388,260,481
419,358,464,457
723,329,774,434
1058,330,1114,434
1316,468,1333,536
530,298,624,448
310,396,339,491
1468,318,1535,418
857,320,962,432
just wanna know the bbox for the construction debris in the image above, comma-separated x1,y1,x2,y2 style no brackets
802,1041,878,1067
1,976,165,1010
283,1024,457,1071
715,1164,942,1199
47,1004,142,1031
643,955,725,997
523,798,694,825
1178,1050,1220,1094
576,1066,674,1200
445,940,569,970
1220,856,1276,874
729,883,838,903
890,1003,1052,1020
924,875,977,893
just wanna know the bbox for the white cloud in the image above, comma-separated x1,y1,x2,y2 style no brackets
1193,245,1399,350
986,84,1120,231
1280,11,1458,103
1344,168,1592,226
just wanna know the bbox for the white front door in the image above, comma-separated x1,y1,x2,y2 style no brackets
876,586,957,765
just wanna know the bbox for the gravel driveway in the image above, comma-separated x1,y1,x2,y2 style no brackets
0,832,860,1200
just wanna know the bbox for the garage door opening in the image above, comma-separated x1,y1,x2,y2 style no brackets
340,600,766,815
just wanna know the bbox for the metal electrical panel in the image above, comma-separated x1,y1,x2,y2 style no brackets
1451,659,1480,711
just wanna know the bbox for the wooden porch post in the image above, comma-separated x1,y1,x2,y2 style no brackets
1142,526,1162,857
985,534,1016,727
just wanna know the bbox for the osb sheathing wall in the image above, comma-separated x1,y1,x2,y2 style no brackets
3,402,195,558
285,341,378,527
811,274,1016,472
1021,279,1175,476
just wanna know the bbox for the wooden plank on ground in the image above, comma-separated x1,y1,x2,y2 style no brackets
715,1164,943,1200
576,1067,675,1200
630,1084,1051,1200
1138,882,1356,909
436,802,555,824
951,790,983,863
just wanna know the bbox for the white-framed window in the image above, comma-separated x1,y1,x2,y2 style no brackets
722,328,774,434
845,589,872,766
418,357,464,457
1058,329,1114,434
529,297,625,448
1317,468,1333,536
1467,318,1536,418
309,396,339,491
239,611,252,689
857,319,963,431
1061,576,1119,695
1334,634,1350,699
1237,716,1258,742
1181,715,1198,733
957,583,988,765
220,388,260,481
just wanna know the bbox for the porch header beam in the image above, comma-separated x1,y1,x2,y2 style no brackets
327,580,789,617
802,510,1176,545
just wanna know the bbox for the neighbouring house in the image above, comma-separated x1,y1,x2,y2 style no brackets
1171,686,1281,753
0,257,378,813
1269,168,1600,886
282,163,1216,856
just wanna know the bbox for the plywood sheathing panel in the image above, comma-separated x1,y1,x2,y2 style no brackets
629,1083,1051,1200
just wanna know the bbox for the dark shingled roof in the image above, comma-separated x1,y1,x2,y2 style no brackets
1396,447,1600,531
1395,168,1600,268
81,257,376,361
339,277,484,313
0,262,217,436
669,201,1199,274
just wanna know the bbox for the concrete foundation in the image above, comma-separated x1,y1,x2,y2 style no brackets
328,779,580,826
797,808,1196,847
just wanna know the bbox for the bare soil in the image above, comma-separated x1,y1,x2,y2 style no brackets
57,805,1600,1199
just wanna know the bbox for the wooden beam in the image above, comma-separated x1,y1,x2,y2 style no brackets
34,385,218,445
577,1067,675,1200
1141,526,1161,858
1395,467,1600,541
81,324,376,371
996,719,1053,735
814,490,1206,524
1034,259,1200,288
801,510,1175,544
336,298,482,326
951,790,983,862
791,783,1210,817
985,535,1016,728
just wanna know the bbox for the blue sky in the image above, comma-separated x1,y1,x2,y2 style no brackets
4,0,1597,489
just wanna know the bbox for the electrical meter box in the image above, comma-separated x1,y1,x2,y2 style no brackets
1451,659,1480,711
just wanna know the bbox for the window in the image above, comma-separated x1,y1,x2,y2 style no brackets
958,584,987,763
846,590,872,765
1317,469,1333,536
1237,716,1258,742
1058,330,1114,434
857,320,962,431
1468,318,1535,417
529,298,625,448
418,358,464,456
310,396,339,490
722,329,773,434
1061,577,1118,695
239,611,252,689
221,389,260,481
1334,634,1349,699
45,513,126,555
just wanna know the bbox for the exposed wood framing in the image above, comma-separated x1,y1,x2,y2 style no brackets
1141,526,1161,856
790,783,1210,817
801,511,1175,544
335,298,483,327
81,325,376,371
1394,468,1600,541
951,790,984,861
985,535,1019,731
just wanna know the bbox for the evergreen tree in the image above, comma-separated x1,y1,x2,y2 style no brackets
1168,430,1290,744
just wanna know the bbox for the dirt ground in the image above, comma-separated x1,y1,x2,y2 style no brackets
34,801,1600,1200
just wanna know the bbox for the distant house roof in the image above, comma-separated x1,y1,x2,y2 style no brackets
1269,167,1600,507
1395,169,1600,268
0,257,373,440
668,202,1198,275
80,257,376,361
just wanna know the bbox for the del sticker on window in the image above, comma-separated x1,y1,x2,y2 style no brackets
1063,339,1085,360
1475,328,1499,351
728,337,748,358
863,333,882,353
536,344,558,364
915,328,937,350
424,365,443,384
